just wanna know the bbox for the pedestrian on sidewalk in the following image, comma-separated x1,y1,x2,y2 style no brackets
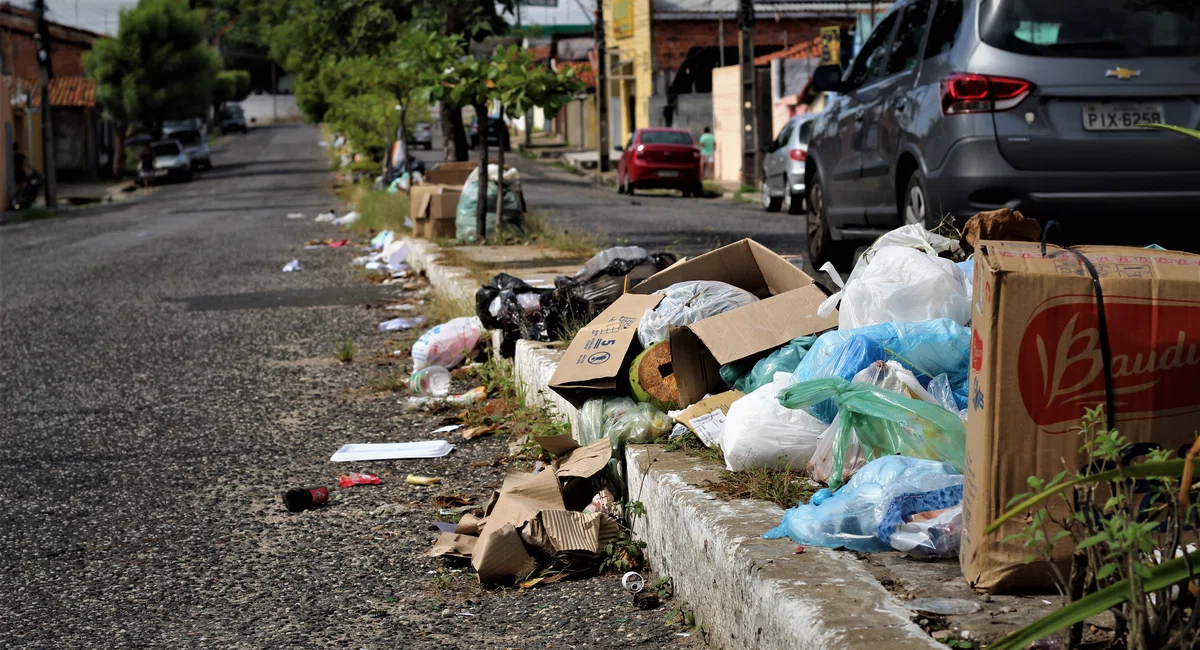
699,126,716,181
139,146,154,194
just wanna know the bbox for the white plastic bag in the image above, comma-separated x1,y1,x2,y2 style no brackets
411,316,484,372
858,224,959,265
889,505,963,558
721,373,826,472
637,280,758,348
817,246,971,329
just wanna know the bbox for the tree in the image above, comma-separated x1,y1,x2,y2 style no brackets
212,69,251,107
86,0,221,175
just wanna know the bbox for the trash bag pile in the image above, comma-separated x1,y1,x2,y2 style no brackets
455,165,525,242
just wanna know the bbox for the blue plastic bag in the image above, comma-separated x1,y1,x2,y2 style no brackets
764,456,963,553
720,335,819,394
792,319,971,419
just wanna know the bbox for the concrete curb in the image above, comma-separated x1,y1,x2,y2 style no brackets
401,236,940,650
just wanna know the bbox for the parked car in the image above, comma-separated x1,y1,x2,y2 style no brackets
143,140,192,183
804,0,1200,267
171,129,211,170
163,118,205,139
219,105,248,134
469,116,511,151
408,122,433,150
616,128,703,197
761,113,819,214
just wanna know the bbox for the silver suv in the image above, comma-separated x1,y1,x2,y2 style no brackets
805,0,1200,266
761,113,818,214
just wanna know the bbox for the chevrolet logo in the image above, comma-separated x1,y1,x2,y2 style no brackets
1106,67,1141,80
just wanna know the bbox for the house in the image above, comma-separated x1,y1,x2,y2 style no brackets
600,0,877,147
1,2,114,194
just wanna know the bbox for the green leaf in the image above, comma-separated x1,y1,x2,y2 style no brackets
1096,563,1118,580
1139,123,1200,140
987,549,1200,650
1076,532,1109,550
986,458,1199,534
1050,530,1073,544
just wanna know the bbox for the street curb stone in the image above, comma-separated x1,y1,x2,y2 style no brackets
401,236,941,650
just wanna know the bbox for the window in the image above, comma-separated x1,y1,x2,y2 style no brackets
640,130,695,145
845,12,899,89
771,122,794,151
887,0,933,75
796,120,814,145
173,130,202,146
924,0,964,59
979,0,1200,57
152,142,182,156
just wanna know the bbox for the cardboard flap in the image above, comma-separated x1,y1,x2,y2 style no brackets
979,240,1200,279
686,284,837,365
553,437,613,480
549,293,664,407
455,513,486,536
676,390,744,447
521,510,619,555
632,239,769,297
482,470,565,531
426,532,477,558
534,434,580,456
471,523,536,582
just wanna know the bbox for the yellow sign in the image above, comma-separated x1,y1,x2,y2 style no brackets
613,0,634,40
820,26,841,65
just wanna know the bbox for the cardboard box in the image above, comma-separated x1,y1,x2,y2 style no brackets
962,240,1200,593
675,390,744,447
425,161,477,186
409,185,462,240
549,239,838,407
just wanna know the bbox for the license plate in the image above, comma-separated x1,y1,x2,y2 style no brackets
657,170,679,178
1082,103,1164,131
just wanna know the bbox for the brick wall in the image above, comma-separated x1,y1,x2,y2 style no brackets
652,19,838,75
2,6,98,79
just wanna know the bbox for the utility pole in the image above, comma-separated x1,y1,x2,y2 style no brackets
34,0,56,209
737,0,756,188
595,0,609,173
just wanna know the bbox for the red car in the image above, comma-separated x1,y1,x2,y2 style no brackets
616,128,703,197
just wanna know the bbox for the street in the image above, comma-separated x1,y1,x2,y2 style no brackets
410,143,809,258
0,125,696,649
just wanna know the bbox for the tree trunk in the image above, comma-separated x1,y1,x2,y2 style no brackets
475,105,489,241
495,113,505,237
112,120,127,178
440,103,470,163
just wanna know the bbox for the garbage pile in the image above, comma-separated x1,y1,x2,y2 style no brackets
532,207,1200,594
474,246,676,357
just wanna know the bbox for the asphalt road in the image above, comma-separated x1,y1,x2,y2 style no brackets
410,140,810,259
0,125,694,649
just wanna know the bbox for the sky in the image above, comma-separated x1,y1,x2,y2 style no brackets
37,0,137,36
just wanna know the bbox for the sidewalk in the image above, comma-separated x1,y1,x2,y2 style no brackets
395,236,1065,649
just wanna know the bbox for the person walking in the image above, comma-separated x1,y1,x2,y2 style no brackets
698,126,716,181
139,146,155,194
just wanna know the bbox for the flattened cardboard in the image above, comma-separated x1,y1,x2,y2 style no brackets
553,437,613,480
426,532,477,559
455,513,485,536
471,470,563,582
675,390,744,447
534,434,580,457
962,240,1200,593
548,294,664,407
521,510,619,555
425,161,477,186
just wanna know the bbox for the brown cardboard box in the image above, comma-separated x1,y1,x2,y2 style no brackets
425,161,478,186
409,185,462,240
962,240,1200,593
549,239,838,407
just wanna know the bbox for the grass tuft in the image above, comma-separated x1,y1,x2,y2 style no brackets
334,335,357,363
706,464,815,510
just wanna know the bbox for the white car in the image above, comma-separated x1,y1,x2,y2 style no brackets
144,140,193,182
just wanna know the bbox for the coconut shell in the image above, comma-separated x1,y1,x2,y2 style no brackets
628,340,680,411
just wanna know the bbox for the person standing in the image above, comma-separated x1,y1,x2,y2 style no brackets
139,146,155,194
698,126,716,181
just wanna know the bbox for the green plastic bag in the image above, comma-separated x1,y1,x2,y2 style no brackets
720,335,818,394
455,171,525,242
778,376,965,489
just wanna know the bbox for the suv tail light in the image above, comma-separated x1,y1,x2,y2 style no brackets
789,148,807,162
941,73,1033,115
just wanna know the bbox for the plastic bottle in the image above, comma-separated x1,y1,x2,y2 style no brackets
282,486,329,512
410,366,451,397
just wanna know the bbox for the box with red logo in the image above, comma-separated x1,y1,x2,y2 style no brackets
962,240,1200,593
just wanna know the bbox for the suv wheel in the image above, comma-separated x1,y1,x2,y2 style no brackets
903,170,929,226
806,173,855,269
762,180,783,212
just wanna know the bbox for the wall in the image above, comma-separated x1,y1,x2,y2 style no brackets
237,94,304,125
653,19,831,75
603,0,652,145
1,76,10,204
648,93,712,139
710,64,741,183
1,7,98,78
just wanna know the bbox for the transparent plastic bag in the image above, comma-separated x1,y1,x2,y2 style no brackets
455,165,525,242
817,246,971,330
793,319,971,413
764,455,962,553
887,505,963,558
721,372,826,472
411,316,484,372
580,398,672,449
779,375,966,489
721,335,818,394
636,280,758,348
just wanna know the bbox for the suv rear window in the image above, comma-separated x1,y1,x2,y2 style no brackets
152,142,182,156
980,0,1200,57
640,131,694,145
173,130,202,145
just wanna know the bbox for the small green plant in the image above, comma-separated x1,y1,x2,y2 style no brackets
369,369,409,392
665,603,696,628
626,500,646,518
940,639,974,649
987,406,1199,650
731,184,757,202
334,335,356,363
706,464,816,510
651,575,675,599
600,529,646,574
430,568,455,591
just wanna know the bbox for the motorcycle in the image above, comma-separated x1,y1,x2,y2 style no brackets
9,167,45,211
